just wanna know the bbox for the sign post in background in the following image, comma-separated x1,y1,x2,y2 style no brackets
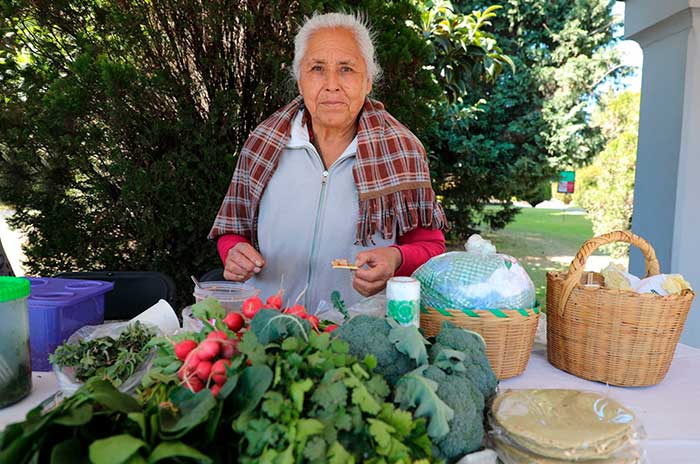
558,170,576,194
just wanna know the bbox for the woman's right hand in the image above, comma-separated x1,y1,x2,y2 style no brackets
223,242,265,282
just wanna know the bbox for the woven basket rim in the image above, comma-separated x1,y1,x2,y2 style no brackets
422,305,540,319
547,271,695,301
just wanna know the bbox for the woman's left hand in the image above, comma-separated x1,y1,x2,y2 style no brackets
352,247,403,297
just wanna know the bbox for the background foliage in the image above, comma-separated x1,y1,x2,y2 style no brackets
0,0,623,304
431,0,623,237
574,91,640,257
0,0,504,305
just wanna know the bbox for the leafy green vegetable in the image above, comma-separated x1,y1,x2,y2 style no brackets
249,309,311,344
422,365,486,460
388,322,430,366
333,315,417,386
148,441,213,463
88,434,146,464
190,297,226,321
233,325,432,463
429,321,497,398
49,322,155,387
330,290,348,321
394,367,454,439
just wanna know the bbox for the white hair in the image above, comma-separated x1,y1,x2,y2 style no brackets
292,12,381,83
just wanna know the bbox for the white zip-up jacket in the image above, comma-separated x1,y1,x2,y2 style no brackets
248,110,395,311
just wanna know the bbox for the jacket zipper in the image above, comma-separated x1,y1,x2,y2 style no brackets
305,169,329,308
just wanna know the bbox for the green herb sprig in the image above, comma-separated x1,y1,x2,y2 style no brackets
50,321,155,386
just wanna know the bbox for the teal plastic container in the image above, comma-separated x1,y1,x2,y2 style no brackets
0,276,32,408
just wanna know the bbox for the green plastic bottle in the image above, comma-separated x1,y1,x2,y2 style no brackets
0,276,32,408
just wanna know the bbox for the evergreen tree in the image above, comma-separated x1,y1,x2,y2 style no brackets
430,0,625,237
0,1,505,304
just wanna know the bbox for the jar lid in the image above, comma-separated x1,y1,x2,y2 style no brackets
0,276,31,302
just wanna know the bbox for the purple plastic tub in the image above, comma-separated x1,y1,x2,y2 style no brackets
27,277,113,371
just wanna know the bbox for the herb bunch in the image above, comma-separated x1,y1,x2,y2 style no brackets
50,321,155,386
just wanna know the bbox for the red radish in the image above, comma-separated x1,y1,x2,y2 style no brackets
285,305,306,317
212,359,231,385
211,384,222,397
174,339,198,361
242,295,264,319
197,340,220,361
266,294,283,309
195,360,212,381
223,312,244,332
183,352,201,372
307,315,319,329
207,330,228,341
187,376,204,392
263,303,278,310
221,341,237,359
324,324,339,333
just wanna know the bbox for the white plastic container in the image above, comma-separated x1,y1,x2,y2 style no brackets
193,281,257,313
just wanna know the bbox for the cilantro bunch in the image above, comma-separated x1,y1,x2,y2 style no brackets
235,315,433,463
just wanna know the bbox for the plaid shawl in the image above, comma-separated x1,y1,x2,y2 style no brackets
208,95,446,246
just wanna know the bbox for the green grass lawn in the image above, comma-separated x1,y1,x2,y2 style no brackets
448,207,608,310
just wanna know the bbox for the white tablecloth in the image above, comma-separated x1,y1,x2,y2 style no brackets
2,345,699,463
1,371,59,429
501,343,700,464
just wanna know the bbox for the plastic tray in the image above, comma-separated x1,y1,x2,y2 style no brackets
27,277,113,371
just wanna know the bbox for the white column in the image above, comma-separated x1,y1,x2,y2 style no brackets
626,1,700,346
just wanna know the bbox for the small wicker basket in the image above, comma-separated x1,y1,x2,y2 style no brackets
420,306,540,380
547,230,695,387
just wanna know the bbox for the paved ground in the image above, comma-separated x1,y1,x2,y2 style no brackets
0,209,26,276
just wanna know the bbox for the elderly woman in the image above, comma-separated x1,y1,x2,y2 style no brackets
209,12,446,310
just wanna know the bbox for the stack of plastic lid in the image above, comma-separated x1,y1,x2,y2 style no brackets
489,389,645,463
193,281,256,313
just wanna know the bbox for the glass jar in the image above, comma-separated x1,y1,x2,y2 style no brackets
0,276,32,408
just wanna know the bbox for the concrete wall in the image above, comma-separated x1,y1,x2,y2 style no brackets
626,1,700,346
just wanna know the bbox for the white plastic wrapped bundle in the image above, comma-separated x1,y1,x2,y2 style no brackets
412,235,536,311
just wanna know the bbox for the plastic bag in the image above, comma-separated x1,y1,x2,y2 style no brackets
489,389,646,463
601,263,692,296
181,305,205,332
53,321,159,397
413,235,536,311
345,292,387,319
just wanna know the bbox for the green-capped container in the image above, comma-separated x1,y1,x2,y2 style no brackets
0,276,32,408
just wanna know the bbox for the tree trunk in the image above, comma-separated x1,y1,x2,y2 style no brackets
0,239,14,276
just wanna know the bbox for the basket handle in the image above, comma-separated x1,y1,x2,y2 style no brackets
557,230,660,316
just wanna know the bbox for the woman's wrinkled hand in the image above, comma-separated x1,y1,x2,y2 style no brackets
352,247,403,297
223,243,266,282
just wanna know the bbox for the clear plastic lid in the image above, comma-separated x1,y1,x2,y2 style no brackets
193,281,257,303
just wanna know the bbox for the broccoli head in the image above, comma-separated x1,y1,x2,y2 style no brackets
333,315,414,386
429,321,497,399
422,365,485,461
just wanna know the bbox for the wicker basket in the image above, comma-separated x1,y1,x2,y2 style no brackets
547,230,695,387
420,306,540,380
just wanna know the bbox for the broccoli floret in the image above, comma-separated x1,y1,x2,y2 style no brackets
334,315,414,386
422,365,485,461
429,321,497,399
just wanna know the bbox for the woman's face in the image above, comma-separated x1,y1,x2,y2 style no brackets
298,27,372,133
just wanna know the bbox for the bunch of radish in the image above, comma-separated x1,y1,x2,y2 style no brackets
174,312,246,395
241,289,337,333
